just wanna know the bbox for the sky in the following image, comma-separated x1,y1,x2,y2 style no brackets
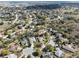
0,0,79,1
0,1,79,7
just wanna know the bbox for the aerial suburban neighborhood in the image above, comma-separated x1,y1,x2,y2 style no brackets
0,1,79,58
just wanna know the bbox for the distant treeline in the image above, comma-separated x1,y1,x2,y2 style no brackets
61,3,79,7
26,4,61,9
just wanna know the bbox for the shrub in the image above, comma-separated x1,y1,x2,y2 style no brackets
0,21,4,25
1,49,10,56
